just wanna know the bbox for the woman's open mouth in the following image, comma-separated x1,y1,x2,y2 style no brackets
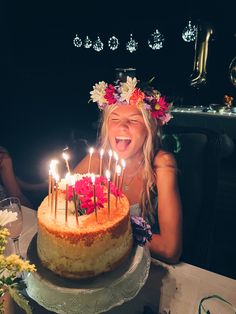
115,136,131,152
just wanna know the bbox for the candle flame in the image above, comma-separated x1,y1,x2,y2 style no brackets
105,170,111,181
116,165,122,176
113,151,119,161
62,152,69,161
89,147,94,155
100,148,104,157
108,149,113,157
121,159,126,169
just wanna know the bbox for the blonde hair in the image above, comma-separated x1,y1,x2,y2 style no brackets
97,104,162,223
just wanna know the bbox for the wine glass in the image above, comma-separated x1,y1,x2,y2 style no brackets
0,197,23,257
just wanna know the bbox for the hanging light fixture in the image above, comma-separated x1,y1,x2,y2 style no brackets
148,29,165,50
182,20,197,42
93,36,104,52
84,36,92,48
126,34,138,53
108,35,119,50
73,34,82,47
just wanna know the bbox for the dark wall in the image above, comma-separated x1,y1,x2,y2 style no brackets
1,0,235,181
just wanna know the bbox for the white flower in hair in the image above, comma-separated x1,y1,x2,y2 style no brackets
90,81,108,107
0,209,17,226
120,76,138,102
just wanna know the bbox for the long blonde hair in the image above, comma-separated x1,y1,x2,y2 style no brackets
97,104,162,222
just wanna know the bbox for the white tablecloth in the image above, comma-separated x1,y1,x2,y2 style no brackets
5,206,236,313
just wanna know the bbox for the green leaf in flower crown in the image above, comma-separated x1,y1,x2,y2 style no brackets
9,286,33,314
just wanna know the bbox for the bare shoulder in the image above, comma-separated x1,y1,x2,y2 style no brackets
154,149,177,168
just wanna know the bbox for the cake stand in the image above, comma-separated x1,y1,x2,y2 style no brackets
25,234,151,314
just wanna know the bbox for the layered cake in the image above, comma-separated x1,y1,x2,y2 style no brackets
37,175,133,279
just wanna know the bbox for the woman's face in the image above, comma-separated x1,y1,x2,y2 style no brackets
107,105,148,161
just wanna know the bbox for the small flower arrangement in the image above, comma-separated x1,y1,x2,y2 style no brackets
90,76,173,125
0,211,36,314
61,174,121,215
130,216,152,246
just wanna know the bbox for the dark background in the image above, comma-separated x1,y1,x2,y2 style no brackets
1,0,235,181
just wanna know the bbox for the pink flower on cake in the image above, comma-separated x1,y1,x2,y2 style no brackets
66,175,121,215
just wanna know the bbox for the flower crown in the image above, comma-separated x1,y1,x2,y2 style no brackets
90,76,172,124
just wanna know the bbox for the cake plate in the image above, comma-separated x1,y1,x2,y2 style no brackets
25,234,151,314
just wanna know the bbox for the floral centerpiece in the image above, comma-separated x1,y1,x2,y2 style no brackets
0,210,36,314
60,174,152,245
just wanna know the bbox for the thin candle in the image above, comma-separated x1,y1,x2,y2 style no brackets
88,147,94,173
62,151,71,173
49,159,58,213
105,170,111,220
99,148,104,176
48,169,52,207
91,174,98,222
116,165,121,208
71,175,78,225
108,149,113,172
65,183,68,224
51,176,54,215
54,174,59,220
120,159,126,192
112,152,119,182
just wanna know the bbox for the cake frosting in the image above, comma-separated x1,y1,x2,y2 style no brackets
37,188,133,279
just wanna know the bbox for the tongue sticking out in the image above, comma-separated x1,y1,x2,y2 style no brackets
115,139,131,152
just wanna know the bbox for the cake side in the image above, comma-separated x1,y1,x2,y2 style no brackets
37,193,133,279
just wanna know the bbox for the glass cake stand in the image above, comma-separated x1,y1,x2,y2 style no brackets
25,234,151,314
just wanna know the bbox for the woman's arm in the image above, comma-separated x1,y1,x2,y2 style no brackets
148,150,182,264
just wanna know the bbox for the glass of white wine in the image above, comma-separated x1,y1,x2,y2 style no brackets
0,197,23,256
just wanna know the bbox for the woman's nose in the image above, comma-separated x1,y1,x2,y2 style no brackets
118,120,129,129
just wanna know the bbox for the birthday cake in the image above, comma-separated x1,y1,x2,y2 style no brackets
37,174,133,279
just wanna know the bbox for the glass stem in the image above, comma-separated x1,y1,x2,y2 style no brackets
13,239,21,256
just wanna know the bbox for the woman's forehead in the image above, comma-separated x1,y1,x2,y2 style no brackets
111,105,143,116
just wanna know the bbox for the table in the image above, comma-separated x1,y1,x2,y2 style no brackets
169,107,236,140
6,206,236,313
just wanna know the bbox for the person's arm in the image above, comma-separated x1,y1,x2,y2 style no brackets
148,150,182,264
0,151,32,208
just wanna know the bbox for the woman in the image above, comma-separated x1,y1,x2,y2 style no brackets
74,76,182,263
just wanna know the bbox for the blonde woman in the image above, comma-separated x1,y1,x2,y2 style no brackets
74,77,182,263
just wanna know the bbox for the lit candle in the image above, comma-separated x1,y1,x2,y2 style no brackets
71,175,79,225
54,173,59,220
99,148,104,176
91,174,98,222
120,159,126,192
88,147,94,173
65,183,68,223
48,169,52,207
112,152,119,182
50,160,58,215
116,165,121,208
105,170,111,220
62,151,71,173
65,173,70,224
108,149,113,172
51,175,54,214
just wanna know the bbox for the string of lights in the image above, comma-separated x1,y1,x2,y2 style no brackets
73,20,197,52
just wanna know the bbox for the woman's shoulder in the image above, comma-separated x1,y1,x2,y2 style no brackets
154,149,177,169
